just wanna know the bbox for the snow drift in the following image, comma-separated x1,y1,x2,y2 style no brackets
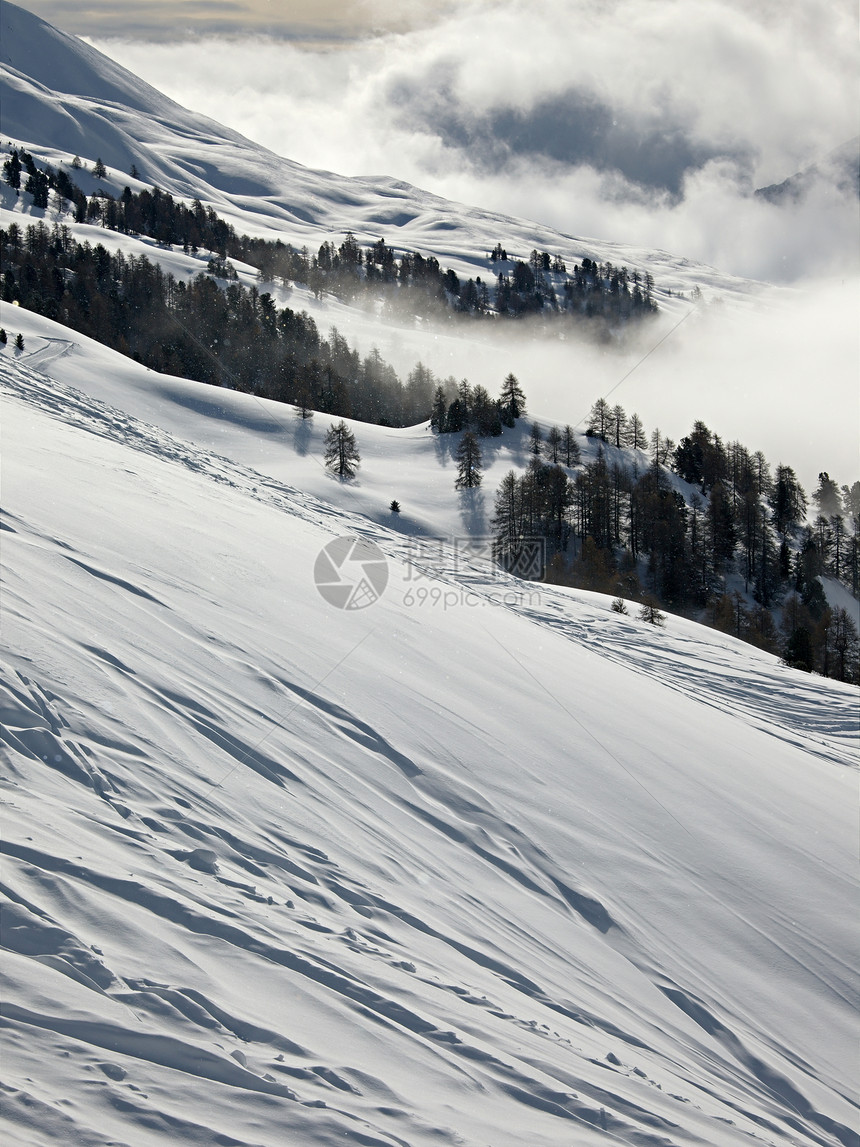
1,314,857,1147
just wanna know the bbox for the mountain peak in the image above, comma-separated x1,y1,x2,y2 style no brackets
0,1,176,115
755,135,860,204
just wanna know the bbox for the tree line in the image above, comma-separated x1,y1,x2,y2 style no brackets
0,220,444,426
2,149,659,332
3,152,854,678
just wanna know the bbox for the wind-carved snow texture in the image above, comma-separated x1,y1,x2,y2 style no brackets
1,4,858,1142
1,334,858,1147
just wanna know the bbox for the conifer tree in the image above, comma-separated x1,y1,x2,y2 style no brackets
2,150,21,190
455,432,483,489
628,412,646,451
545,425,562,463
294,381,314,420
770,465,806,535
813,472,841,519
499,373,526,425
611,404,628,447
561,425,581,467
492,470,522,560
587,398,612,440
324,420,360,479
430,384,447,432
639,597,666,626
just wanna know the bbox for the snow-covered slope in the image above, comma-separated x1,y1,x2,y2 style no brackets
1,311,858,1147
0,0,758,302
1,6,858,1143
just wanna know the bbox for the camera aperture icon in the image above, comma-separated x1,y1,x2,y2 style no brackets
314,536,389,610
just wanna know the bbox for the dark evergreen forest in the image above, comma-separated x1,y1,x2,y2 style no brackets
1,150,660,426
488,400,860,683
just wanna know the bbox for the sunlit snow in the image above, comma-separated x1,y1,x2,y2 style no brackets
1,6,858,1146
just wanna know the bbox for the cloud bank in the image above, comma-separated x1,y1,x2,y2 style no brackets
356,277,858,497
89,0,859,282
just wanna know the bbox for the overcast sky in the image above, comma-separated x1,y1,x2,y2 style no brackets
16,1,457,39
18,1,860,283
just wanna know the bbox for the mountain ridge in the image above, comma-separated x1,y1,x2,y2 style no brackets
756,137,860,205
0,0,761,302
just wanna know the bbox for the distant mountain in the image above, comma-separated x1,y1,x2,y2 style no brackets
755,137,860,204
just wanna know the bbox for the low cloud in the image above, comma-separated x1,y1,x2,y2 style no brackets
90,0,858,282
370,277,859,496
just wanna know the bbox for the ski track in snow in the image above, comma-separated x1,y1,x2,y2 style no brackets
0,7,858,1143
1,340,858,1147
4,355,855,774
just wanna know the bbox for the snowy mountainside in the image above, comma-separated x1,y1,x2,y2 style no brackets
1,316,858,1147
0,1,760,303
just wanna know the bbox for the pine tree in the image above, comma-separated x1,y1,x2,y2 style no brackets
611,404,628,448
455,432,483,489
770,465,806,536
842,481,860,521
499,373,526,425
294,381,314,420
93,157,107,179
324,420,360,479
828,607,860,682
628,413,646,451
471,384,501,436
0,328,6,344
456,378,473,427
25,169,49,209
650,427,675,468
561,425,581,467
492,470,522,562
430,384,447,432
390,499,401,514
14,332,24,351
2,150,21,190
638,597,666,626
587,398,612,440
813,472,841,519
528,421,543,455
545,425,562,463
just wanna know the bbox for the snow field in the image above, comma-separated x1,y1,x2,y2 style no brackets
1,329,857,1147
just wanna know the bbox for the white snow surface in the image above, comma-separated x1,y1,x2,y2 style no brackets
1,312,858,1147
1,6,859,1145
